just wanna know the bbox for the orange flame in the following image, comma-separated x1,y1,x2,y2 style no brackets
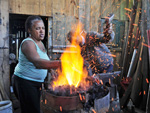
60,106,62,111
79,93,82,101
124,8,132,12
100,80,103,85
146,78,149,83
45,99,47,104
52,22,89,89
125,13,131,21
144,91,146,95
112,107,114,111
108,53,116,57
83,96,85,100
109,78,111,85
143,43,150,48
92,109,97,113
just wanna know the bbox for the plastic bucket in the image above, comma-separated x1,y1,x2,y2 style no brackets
0,100,13,113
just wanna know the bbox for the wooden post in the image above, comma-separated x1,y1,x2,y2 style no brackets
146,30,150,113
0,0,10,100
121,0,138,78
84,0,90,31
79,0,86,25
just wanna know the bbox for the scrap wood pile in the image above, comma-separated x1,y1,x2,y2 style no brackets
118,0,150,112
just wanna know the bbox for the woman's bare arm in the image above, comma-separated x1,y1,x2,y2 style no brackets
21,40,61,69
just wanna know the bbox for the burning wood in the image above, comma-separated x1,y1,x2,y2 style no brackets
45,22,110,112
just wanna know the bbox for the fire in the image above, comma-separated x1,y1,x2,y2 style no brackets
79,93,82,101
52,22,89,89
124,8,132,12
146,78,149,83
60,106,62,111
91,109,97,113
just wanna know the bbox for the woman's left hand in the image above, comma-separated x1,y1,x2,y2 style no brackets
50,69,58,80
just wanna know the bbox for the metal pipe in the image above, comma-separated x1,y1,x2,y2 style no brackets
16,33,19,60
127,49,137,77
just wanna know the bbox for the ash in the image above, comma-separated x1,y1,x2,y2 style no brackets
47,85,91,96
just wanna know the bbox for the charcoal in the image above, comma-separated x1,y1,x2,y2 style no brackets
47,80,109,112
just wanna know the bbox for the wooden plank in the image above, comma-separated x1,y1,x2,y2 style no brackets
129,0,141,57
127,28,140,78
121,0,138,78
125,0,142,78
66,0,79,18
33,0,40,15
65,16,78,45
15,0,21,13
0,0,10,100
39,0,46,16
46,0,52,16
67,0,75,16
53,0,66,15
9,0,54,16
79,0,85,24
9,0,16,13
120,0,128,20
120,36,143,108
21,0,27,14
11,0,40,15
84,0,90,31
99,0,120,20
138,0,150,110
120,79,133,108
53,14,66,46
128,0,134,9
99,0,107,18
74,0,79,18
25,0,31,14
111,50,122,71
90,0,100,31
146,30,150,113
130,37,146,108
112,0,120,20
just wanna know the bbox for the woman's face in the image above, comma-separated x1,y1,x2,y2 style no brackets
29,20,45,41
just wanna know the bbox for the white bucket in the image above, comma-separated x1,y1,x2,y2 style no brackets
0,100,13,113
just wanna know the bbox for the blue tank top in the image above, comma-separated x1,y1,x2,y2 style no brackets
14,38,50,82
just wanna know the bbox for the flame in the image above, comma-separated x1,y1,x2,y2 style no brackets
45,99,47,104
60,106,62,112
79,93,82,101
92,109,97,113
146,78,149,83
125,13,131,21
100,80,103,85
108,53,116,57
52,22,89,89
144,91,146,95
83,96,85,100
109,78,111,85
143,43,150,48
124,8,132,12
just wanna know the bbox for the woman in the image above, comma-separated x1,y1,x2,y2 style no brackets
12,15,60,113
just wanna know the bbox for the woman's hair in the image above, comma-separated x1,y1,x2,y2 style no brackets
25,15,43,33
